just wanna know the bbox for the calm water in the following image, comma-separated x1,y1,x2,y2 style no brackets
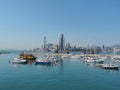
0,51,120,90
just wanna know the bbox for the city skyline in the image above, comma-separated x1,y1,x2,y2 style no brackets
0,0,120,49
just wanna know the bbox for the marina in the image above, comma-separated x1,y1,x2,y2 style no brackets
0,51,120,90
10,51,120,69
4,49,119,76
0,0,120,90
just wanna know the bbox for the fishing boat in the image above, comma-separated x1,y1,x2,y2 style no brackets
101,64,119,69
19,53,36,60
12,58,27,64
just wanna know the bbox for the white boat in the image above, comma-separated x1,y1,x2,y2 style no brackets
12,58,27,64
115,60,120,63
85,59,95,63
35,57,52,65
61,54,71,59
95,59,105,63
47,56,62,62
70,55,81,59
84,57,104,63
101,64,119,69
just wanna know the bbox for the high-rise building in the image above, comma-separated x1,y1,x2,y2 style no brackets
59,34,65,51
66,43,71,49
44,36,46,49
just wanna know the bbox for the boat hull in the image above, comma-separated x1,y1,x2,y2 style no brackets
12,61,27,64
35,61,51,65
12,58,28,64
102,66,119,69
101,64,119,70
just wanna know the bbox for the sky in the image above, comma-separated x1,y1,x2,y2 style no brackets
0,0,120,49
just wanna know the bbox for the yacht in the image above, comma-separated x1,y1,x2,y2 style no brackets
12,58,27,64
35,57,52,65
101,64,119,69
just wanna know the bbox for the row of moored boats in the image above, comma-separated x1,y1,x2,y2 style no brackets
12,56,62,65
82,56,119,70
11,54,120,70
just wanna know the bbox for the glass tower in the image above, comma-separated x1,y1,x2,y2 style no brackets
59,34,65,51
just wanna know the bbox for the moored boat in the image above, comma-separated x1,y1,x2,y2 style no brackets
19,53,36,60
84,57,104,63
12,58,27,64
115,60,120,63
101,64,119,69
35,57,52,65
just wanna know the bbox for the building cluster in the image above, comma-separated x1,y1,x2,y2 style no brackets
30,34,114,54
42,34,71,53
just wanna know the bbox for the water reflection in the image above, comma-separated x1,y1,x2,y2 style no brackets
101,68,119,73
12,64,26,69
35,64,53,69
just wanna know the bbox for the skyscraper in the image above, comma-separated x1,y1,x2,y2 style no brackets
44,36,46,49
59,34,65,51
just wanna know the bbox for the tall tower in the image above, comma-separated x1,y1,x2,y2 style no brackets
44,36,46,49
59,34,65,51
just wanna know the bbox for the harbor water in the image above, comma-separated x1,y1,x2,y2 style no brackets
0,51,120,90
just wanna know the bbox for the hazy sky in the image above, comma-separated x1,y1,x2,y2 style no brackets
0,0,120,49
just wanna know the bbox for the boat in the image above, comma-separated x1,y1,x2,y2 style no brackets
35,57,52,65
84,57,104,63
48,56,62,62
70,55,81,59
101,64,119,69
19,53,36,60
12,58,27,64
61,54,71,59
115,60,120,63
94,59,104,63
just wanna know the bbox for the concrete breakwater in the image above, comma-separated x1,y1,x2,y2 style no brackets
23,51,114,59
0,52,11,55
